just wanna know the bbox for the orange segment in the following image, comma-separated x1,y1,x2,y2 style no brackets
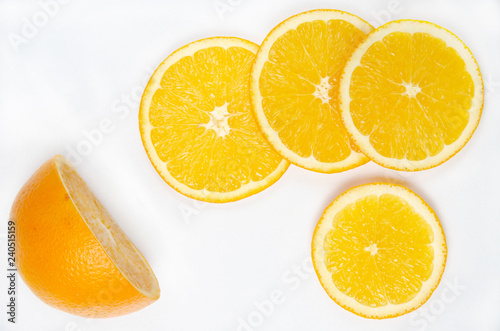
11,156,159,318
140,37,289,202
340,20,483,170
251,10,373,173
312,183,446,319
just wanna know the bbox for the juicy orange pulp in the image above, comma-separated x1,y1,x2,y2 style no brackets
259,19,368,163
349,32,474,161
149,44,283,193
324,193,434,307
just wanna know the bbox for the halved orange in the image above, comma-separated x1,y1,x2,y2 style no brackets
11,156,160,318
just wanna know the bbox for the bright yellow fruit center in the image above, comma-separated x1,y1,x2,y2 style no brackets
324,194,435,307
349,32,474,161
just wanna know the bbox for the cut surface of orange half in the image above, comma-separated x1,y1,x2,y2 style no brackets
340,20,484,171
250,9,373,173
140,37,289,203
11,156,160,318
312,183,446,319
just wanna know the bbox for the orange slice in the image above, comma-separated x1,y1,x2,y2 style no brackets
340,20,484,171
250,9,373,173
140,37,289,202
312,183,447,318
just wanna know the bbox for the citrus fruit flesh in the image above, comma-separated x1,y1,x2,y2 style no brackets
340,20,483,171
140,37,289,203
250,9,373,173
11,156,160,318
312,183,447,318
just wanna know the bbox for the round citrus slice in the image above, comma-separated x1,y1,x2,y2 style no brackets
340,20,484,171
140,37,289,203
312,183,447,319
10,156,160,318
250,9,373,173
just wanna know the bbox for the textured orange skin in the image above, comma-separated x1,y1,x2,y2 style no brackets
10,157,156,318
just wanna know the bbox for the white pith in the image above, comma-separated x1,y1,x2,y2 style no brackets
55,156,160,299
364,243,379,256
402,82,421,98
314,76,332,104
200,103,231,137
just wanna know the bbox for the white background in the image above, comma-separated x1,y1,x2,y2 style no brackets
1,0,499,330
